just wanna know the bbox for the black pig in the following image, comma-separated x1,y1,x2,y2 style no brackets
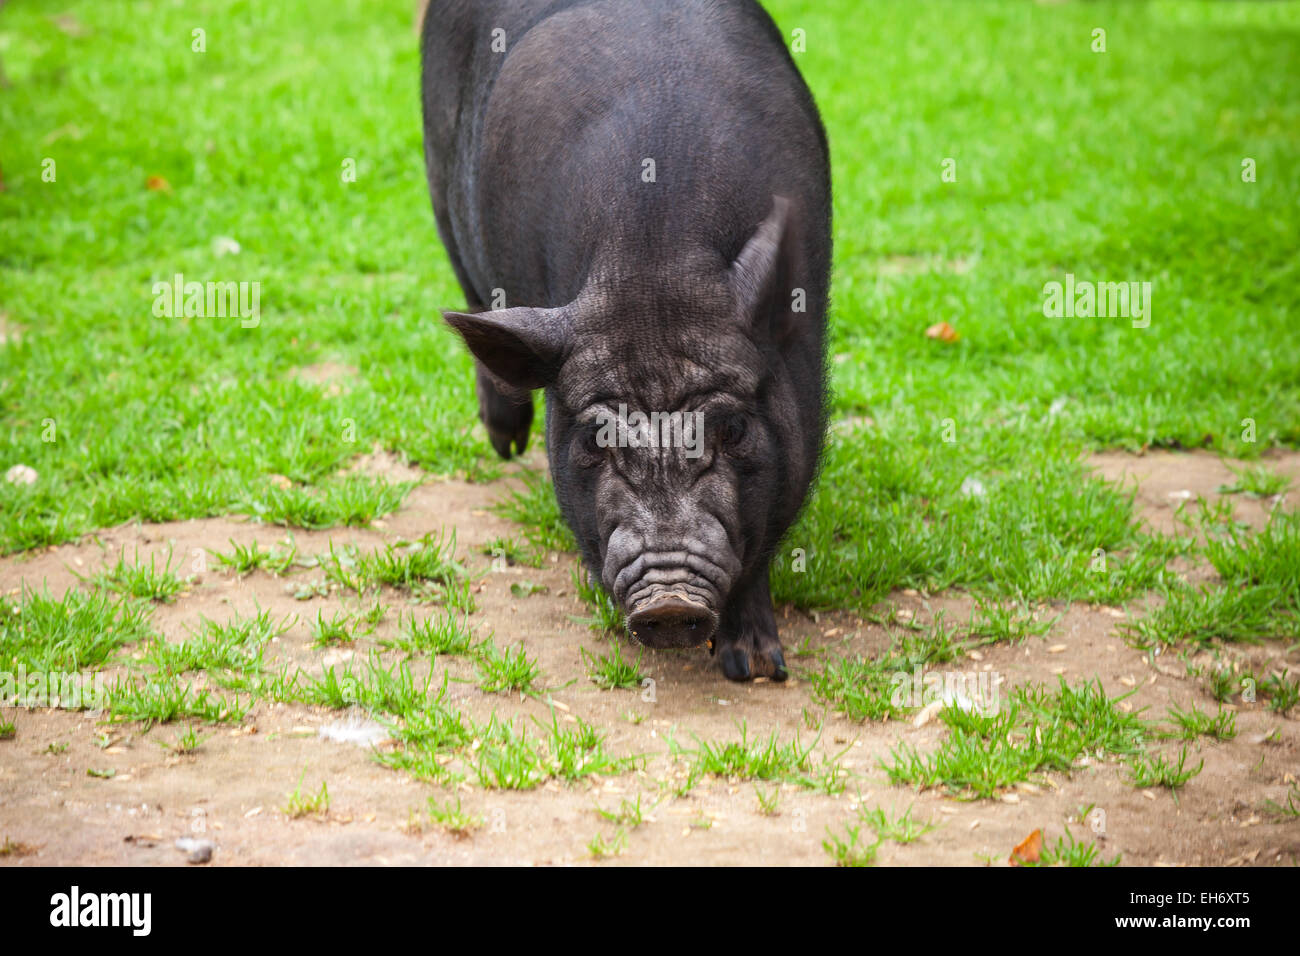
421,0,830,680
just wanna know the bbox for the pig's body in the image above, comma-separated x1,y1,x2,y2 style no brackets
422,0,831,680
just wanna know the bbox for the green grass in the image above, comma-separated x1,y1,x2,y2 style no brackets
509,580,547,598
474,640,542,695
375,691,474,783
823,824,881,867
1200,661,1298,713
858,804,938,845
883,678,1148,799
1160,701,1237,741
1261,670,1299,715
105,674,248,727
282,773,331,819
581,640,644,690
0,586,154,672
481,536,546,570
380,610,478,657
492,473,578,555
594,794,656,828
299,653,435,715
156,725,212,755
241,475,414,530
679,721,847,793
309,607,367,647
805,611,1011,722
210,537,299,576
88,545,188,603
1,0,1297,626
467,713,637,790
587,828,628,860
965,600,1056,645
2,0,1299,819
275,656,634,793
1123,509,1300,649
1217,464,1292,499
1034,827,1122,868
541,713,640,782
1126,744,1204,790
322,532,472,607
426,797,482,836
1263,783,1300,821
144,606,289,675
571,568,626,634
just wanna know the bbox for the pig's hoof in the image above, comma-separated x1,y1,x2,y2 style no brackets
717,639,788,682
719,644,752,681
486,422,530,459
752,644,789,682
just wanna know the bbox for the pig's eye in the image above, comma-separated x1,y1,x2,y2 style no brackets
720,413,749,449
574,424,605,465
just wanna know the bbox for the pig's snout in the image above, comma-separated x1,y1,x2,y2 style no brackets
605,523,739,649
627,593,718,649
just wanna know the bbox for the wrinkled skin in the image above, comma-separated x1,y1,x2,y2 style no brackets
421,0,831,680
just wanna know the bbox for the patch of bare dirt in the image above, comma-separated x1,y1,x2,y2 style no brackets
340,446,427,484
1,467,1297,866
0,313,21,347
1088,449,1299,537
287,362,359,398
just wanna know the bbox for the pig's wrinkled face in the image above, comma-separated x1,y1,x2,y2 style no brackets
548,324,774,649
443,198,796,650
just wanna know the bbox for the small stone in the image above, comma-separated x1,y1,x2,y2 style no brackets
211,236,241,257
5,464,37,486
174,837,215,864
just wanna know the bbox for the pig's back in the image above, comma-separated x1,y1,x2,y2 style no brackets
423,0,830,311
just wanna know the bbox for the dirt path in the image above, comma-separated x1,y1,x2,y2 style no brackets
1,451,1297,866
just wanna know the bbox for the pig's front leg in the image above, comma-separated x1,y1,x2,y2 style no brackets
475,361,533,459
713,571,788,683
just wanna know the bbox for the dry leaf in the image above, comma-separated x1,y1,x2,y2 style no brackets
924,321,961,343
912,699,944,728
1009,828,1043,866
50,13,89,37
145,175,172,192
5,464,37,486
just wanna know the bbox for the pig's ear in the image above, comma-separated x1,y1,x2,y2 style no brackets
729,195,791,329
443,305,574,390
